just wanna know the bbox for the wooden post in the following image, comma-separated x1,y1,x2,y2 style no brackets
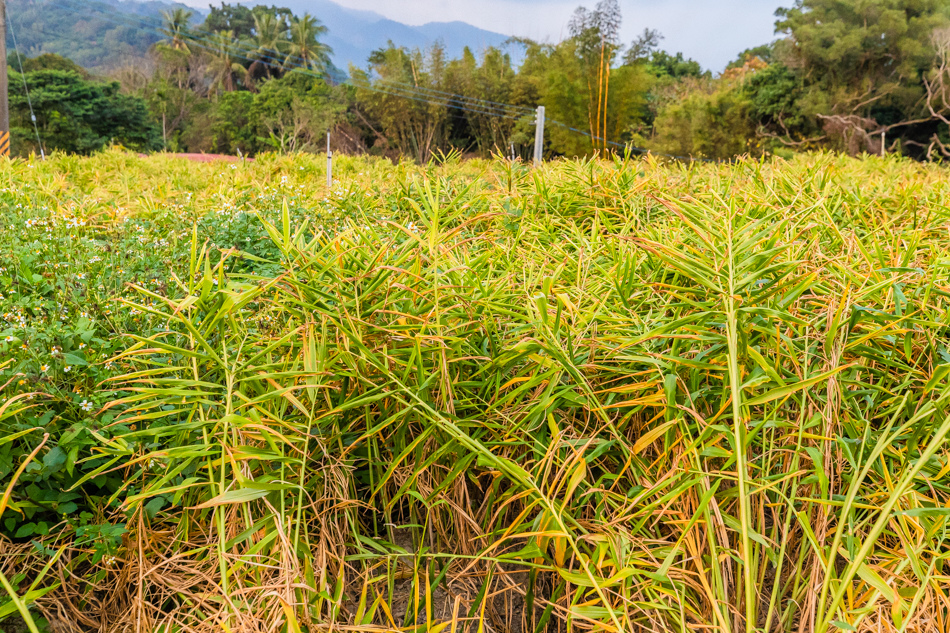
533,105,545,166
0,0,10,158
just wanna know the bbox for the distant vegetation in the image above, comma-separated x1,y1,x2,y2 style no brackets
8,56,161,155
8,0,950,160
7,0,191,71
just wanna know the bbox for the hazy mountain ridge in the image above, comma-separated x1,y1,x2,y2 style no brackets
11,0,520,73
272,1,519,70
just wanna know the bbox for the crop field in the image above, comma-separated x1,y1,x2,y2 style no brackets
2,150,950,633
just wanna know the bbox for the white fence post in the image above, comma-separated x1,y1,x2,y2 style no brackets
326,132,332,188
533,106,545,166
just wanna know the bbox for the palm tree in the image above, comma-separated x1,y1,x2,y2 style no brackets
161,8,193,52
284,14,332,74
248,12,287,84
206,30,248,94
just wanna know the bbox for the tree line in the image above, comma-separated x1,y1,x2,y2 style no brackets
10,0,950,161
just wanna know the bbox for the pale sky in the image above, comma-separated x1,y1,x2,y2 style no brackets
175,0,787,71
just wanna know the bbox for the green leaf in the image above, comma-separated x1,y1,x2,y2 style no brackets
898,507,950,517
190,487,271,509
62,353,87,367
14,523,35,538
144,497,166,519
745,365,850,406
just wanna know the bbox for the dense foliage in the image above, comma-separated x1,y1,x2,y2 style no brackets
9,67,161,155
2,150,950,633
8,0,182,71
13,0,950,160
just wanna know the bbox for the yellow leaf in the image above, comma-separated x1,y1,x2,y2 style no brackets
632,420,676,454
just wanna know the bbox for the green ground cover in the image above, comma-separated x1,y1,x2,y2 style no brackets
1,150,950,633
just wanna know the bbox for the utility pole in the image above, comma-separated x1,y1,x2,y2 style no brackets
0,0,9,158
533,105,545,166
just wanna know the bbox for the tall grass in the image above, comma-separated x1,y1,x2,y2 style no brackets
2,150,950,632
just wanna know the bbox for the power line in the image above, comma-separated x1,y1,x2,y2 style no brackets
48,0,528,121
43,0,711,162
33,10,523,132
46,0,533,119
8,8,44,158
18,15,518,136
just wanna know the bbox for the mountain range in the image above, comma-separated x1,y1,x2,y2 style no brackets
266,0,522,71
9,0,522,73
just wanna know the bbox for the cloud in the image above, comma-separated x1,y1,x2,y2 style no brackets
176,0,785,71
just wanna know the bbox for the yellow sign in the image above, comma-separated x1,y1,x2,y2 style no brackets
0,132,8,157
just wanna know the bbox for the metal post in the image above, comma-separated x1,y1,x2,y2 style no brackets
326,131,332,188
0,0,9,158
533,105,545,166
881,130,886,156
